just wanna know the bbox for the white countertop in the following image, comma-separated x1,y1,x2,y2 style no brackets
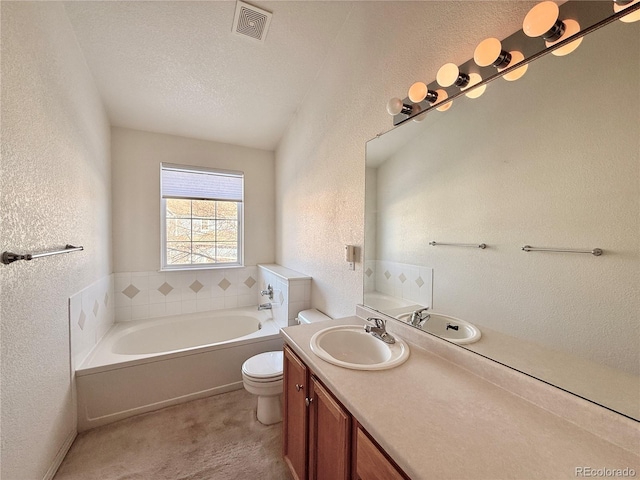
281,316,640,480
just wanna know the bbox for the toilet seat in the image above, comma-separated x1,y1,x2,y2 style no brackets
241,351,283,381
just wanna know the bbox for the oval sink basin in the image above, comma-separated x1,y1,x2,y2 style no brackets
397,312,481,344
310,325,409,370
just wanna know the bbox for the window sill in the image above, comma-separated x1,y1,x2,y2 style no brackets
159,264,245,272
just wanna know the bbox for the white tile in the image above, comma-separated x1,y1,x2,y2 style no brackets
131,304,149,320
237,294,256,307
181,300,197,314
181,287,196,301
211,297,226,310
289,301,306,321
196,287,211,300
115,306,132,322
289,283,305,303
130,289,149,306
166,301,182,316
148,273,166,290
149,303,167,318
114,275,132,291
115,291,132,307
196,298,214,312
224,296,238,309
148,289,167,305
304,282,311,302
130,274,149,290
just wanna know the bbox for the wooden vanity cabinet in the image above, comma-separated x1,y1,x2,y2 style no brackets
354,426,407,480
284,345,351,480
283,345,408,480
283,345,309,480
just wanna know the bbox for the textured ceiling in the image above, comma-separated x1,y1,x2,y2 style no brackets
64,1,538,151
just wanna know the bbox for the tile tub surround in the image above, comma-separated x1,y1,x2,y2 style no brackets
258,264,311,327
281,316,640,480
113,266,259,322
69,274,115,372
365,260,433,309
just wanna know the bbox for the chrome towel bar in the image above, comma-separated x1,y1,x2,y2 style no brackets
521,245,602,256
429,241,487,249
2,244,84,264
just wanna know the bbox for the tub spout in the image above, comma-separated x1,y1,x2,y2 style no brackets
258,302,272,310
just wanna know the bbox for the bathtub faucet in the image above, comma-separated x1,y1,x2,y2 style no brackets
260,284,274,300
258,302,272,310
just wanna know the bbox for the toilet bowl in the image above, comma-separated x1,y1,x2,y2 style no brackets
242,351,284,425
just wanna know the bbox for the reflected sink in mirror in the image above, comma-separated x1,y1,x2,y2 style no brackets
396,312,481,345
310,325,409,370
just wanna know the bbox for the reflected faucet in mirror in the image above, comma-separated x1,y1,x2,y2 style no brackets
409,307,430,327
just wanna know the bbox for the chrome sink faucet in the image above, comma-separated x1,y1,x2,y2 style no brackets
364,317,396,344
409,307,430,327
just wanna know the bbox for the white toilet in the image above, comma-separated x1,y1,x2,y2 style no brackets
241,309,331,425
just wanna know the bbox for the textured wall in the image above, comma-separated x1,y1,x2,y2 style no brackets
0,3,111,479
111,127,275,273
275,2,537,318
374,18,639,375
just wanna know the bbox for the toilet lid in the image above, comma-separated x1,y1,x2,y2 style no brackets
242,351,283,379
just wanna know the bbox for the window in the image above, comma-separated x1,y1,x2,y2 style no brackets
161,163,243,269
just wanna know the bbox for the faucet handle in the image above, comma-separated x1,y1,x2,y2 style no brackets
366,317,386,329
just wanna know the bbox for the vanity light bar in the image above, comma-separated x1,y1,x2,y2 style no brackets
387,0,640,125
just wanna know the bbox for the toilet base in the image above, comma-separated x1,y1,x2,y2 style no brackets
256,394,282,425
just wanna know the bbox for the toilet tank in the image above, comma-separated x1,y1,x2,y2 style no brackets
296,309,331,325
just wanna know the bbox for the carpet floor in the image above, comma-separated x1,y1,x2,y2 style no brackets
54,389,292,480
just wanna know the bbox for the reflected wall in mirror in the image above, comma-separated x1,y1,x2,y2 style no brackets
364,17,639,420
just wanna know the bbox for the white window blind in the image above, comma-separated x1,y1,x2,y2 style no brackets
161,164,243,202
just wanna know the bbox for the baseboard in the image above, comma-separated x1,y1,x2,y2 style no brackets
43,429,76,480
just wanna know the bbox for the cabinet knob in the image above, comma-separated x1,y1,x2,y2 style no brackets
305,397,313,407
295,383,303,392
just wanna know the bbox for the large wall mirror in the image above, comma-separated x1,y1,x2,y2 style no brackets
364,11,639,420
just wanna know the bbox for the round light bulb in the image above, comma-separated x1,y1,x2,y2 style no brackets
408,82,428,103
386,98,403,115
546,19,583,56
436,63,461,87
435,89,452,112
462,73,486,99
474,38,503,67
499,51,529,81
523,1,560,38
614,0,640,23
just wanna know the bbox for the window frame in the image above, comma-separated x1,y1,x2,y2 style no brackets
160,163,244,271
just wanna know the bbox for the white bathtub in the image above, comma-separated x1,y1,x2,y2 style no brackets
76,307,283,431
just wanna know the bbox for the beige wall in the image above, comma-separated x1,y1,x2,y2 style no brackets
0,3,111,478
274,2,535,318
373,20,639,376
111,128,275,272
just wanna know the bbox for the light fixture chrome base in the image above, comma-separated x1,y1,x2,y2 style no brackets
543,19,566,41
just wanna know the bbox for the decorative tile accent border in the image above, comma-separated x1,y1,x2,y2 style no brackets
69,274,115,371
114,266,259,322
365,260,433,308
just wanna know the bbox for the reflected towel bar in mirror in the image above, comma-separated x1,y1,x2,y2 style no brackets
2,244,84,264
429,241,487,249
521,245,603,256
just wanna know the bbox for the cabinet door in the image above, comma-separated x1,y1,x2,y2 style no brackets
355,427,406,480
308,376,351,480
283,346,309,480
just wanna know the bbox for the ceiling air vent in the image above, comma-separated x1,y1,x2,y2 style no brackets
232,1,272,43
